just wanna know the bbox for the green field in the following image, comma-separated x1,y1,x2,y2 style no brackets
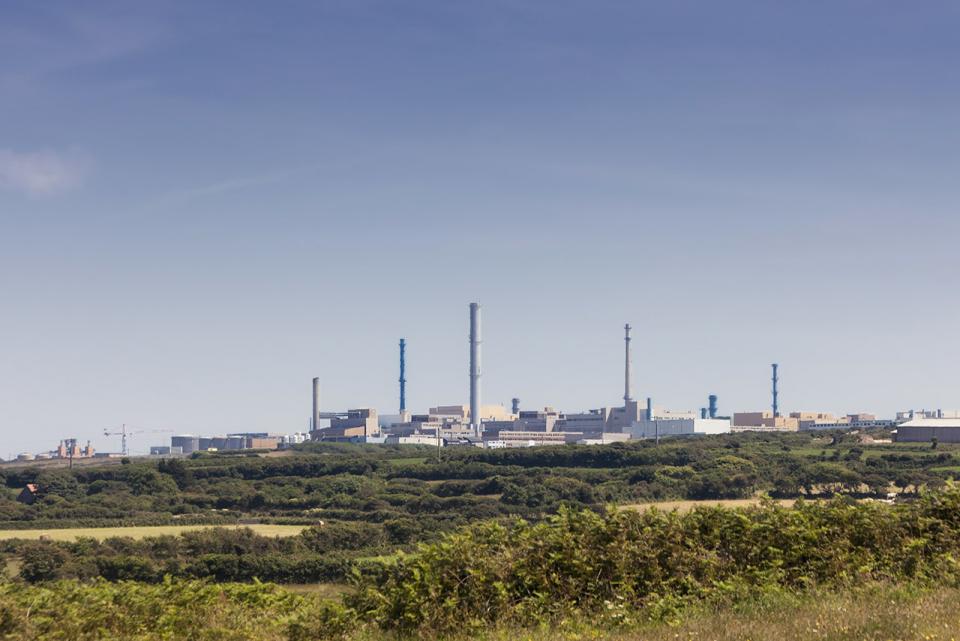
0,523,307,541
620,497,797,512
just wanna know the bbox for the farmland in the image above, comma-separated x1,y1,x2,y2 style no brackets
619,497,797,512
1,430,960,638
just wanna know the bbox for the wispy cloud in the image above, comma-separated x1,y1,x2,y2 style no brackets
0,149,90,196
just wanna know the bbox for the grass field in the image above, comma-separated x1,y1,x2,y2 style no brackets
283,582,352,598
619,497,796,512
464,584,960,641
0,523,307,541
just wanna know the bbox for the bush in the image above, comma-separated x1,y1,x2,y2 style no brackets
347,485,960,635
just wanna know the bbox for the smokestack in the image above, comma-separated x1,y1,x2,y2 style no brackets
399,338,407,413
511,397,520,415
771,363,779,418
708,394,718,419
623,323,633,404
646,397,653,421
469,303,482,434
312,377,320,431
701,408,708,419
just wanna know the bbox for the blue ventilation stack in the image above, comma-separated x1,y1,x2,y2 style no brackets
646,397,653,421
700,408,707,419
771,363,780,418
708,394,718,419
399,339,407,413
511,398,520,414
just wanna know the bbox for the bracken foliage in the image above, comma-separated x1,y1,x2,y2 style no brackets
347,485,960,635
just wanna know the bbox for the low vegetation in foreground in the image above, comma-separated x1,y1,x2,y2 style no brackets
2,435,960,638
1,578,959,640
6,486,960,639
1,432,957,585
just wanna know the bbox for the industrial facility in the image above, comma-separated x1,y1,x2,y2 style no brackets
150,432,305,455
894,411,960,443
10,302,945,463
302,303,932,450
307,304,734,448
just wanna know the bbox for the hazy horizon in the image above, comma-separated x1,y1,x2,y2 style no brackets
2,1,958,455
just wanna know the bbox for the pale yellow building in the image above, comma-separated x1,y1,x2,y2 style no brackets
733,411,800,431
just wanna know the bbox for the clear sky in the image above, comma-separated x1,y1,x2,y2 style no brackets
1,1,958,455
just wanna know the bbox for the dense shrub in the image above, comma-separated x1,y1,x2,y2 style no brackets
348,486,960,635
0,579,311,640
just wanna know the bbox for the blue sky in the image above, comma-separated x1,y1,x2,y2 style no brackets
1,1,958,455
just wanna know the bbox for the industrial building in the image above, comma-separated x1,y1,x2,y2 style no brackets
162,433,284,454
896,418,960,443
732,364,797,431
297,303,914,452
578,433,632,445
798,413,895,431
367,307,740,448
48,440,96,460
627,417,730,440
489,431,579,447
733,411,800,431
897,409,960,420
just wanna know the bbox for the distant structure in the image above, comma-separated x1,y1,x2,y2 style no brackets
798,413,894,431
732,410,893,433
55,439,94,460
291,301,896,450
469,303,482,435
771,363,780,417
312,377,320,431
399,339,407,414
897,409,960,421
623,324,633,403
627,415,730,440
897,415,960,442
733,411,798,432
160,433,286,455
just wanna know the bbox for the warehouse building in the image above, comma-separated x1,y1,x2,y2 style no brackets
626,417,730,440
798,413,896,431
895,418,960,443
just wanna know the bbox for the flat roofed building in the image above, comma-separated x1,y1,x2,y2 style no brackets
578,433,631,445
171,435,200,454
497,431,582,447
555,409,609,436
733,411,800,431
790,412,836,422
398,434,441,446
315,408,379,440
627,418,730,440
428,404,511,422
800,416,894,431
897,409,960,421
896,418,960,442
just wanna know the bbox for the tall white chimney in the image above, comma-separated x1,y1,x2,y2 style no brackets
624,324,633,404
469,303,482,435
312,377,320,431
